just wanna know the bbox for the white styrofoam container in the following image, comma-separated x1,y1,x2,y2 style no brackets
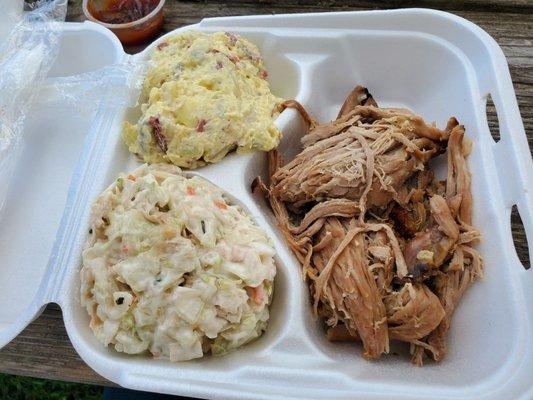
0,8,531,400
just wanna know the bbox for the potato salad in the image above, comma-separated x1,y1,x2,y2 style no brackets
80,164,276,361
123,31,283,169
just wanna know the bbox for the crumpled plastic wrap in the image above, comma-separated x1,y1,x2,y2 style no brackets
0,0,67,214
0,0,149,217
50,54,148,112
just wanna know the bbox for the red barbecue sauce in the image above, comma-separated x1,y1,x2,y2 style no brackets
86,0,164,45
90,0,160,24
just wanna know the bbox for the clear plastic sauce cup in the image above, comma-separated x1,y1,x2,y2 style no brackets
82,0,165,45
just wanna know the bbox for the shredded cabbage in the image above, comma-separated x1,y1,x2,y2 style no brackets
80,163,276,361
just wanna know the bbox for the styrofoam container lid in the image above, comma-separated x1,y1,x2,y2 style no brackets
0,8,531,400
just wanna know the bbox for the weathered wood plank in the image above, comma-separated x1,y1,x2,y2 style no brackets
0,304,110,386
0,0,530,386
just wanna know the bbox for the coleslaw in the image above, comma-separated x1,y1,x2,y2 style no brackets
80,163,276,361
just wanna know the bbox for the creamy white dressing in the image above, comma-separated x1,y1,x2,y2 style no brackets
80,164,276,361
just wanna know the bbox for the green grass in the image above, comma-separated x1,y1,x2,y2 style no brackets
0,374,103,400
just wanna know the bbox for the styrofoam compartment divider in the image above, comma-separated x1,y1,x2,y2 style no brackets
0,9,531,400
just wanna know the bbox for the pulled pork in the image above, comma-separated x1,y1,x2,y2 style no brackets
256,85,483,365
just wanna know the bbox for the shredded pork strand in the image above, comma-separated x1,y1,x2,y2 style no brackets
257,85,483,365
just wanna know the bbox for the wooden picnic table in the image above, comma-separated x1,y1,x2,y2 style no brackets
0,0,531,387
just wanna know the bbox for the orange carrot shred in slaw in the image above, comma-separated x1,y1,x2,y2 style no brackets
214,199,227,209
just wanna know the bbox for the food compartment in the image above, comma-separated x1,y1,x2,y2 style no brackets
62,164,293,365
249,30,525,389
